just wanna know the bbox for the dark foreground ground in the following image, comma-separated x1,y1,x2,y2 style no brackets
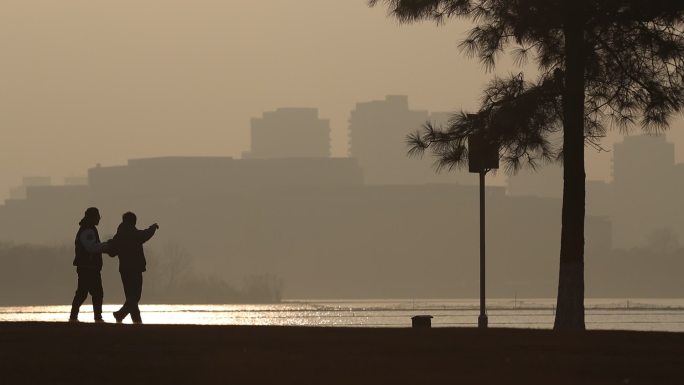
1,323,683,385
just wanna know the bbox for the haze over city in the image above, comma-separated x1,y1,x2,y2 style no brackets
3,0,684,201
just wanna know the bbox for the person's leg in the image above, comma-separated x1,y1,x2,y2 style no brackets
69,268,89,321
113,272,127,321
130,273,143,323
90,272,104,322
116,272,135,320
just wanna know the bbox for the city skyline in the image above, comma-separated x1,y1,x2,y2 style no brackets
3,132,684,301
5,132,684,250
5,109,681,200
3,1,683,202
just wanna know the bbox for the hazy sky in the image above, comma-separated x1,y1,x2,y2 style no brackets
1,0,683,200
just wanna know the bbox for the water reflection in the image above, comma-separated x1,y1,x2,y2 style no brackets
1,299,683,331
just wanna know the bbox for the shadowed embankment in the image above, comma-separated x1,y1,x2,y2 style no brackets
1,322,682,385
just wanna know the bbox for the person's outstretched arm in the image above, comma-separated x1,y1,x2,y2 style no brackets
80,229,108,253
136,223,159,244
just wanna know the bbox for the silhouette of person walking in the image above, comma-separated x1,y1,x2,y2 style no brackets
111,212,158,324
69,207,109,323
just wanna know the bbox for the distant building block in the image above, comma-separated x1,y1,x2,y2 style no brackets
246,108,330,159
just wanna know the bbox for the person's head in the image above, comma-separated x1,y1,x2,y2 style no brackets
79,207,101,227
122,211,137,226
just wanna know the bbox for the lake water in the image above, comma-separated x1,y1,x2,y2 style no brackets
2,299,684,331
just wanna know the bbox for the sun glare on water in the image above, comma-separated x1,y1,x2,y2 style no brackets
1,299,683,331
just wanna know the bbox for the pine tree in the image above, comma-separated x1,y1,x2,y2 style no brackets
370,0,684,330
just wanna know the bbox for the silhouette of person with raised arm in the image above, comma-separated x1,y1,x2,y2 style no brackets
110,212,158,324
69,207,109,323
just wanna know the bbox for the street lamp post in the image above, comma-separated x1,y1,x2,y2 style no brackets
478,170,488,329
468,133,499,329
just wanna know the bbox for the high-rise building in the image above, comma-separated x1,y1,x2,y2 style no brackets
243,108,330,159
612,134,675,186
611,134,679,247
349,95,471,185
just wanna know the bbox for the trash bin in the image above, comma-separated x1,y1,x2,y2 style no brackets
411,315,433,329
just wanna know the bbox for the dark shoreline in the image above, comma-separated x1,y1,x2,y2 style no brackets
1,322,683,385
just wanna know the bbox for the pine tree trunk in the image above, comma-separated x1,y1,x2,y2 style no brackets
554,18,587,331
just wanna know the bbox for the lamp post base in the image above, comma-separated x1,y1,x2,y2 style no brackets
478,314,488,329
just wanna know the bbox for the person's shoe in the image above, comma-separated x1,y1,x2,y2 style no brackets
113,311,125,323
131,318,143,325
68,317,79,323
94,318,106,324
